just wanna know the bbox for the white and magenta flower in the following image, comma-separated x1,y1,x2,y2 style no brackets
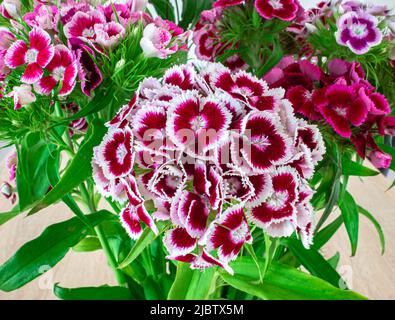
249,166,299,237
335,11,382,54
166,92,232,159
204,204,252,262
255,0,299,21
23,4,59,32
0,0,21,19
35,45,77,96
0,27,15,51
140,18,188,59
5,27,54,84
63,10,106,41
239,111,291,172
6,84,36,110
95,128,134,179
94,22,125,48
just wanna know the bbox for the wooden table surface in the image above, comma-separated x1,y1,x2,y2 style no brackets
0,160,394,300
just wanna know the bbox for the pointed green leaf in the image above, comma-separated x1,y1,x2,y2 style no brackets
0,210,113,292
339,191,359,256
220,257,366,300
358,206,385,254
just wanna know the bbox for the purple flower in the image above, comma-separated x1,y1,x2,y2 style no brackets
335,11,382,55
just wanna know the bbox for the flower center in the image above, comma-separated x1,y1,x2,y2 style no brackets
52,66,65,81
269,0,283,10
267,191,288,209
251,135,270,147
190,115,206,131
227,177,241,194
304,91,313,101
25,49,38,64
116,143,128,163
82,27,95,38
334,106,347,117
351,23,367,38
231,222,248,243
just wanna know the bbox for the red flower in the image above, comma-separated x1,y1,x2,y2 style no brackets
255,0,299,21
313,84,370,138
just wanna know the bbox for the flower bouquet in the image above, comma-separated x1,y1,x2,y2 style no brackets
0,0,394,300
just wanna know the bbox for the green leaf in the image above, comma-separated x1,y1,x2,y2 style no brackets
179,0,215,29
118,227,158,269
168,262,216,300
16,132,55,210
0,206,20,226
220,257,366,300
327,252,340,269
342,158,379,176
28,119,107,215
313,215,343,249
150,0,175,22
143,275,164,300
0,210,113,292
339,191,359,256
285,238,343,288
73,237,101,252
358,206,385,254
54,284,133,300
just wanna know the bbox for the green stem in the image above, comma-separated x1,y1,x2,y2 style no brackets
79,182,127,286
95,224,127,286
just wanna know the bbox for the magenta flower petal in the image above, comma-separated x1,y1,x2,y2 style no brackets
255,0,299,21
249,166,299,232
164,227,196,256
96,128,134,179
240,112,291,172
4,40,27,68
205,204,252,262
21,62,43,84
120,206,143,239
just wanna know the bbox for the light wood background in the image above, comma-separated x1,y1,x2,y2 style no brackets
0,155,394,300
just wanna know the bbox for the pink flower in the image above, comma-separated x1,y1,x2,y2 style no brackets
0,0,21,19
0,27,15,51
335,11,382,55
35,45,77,96
5,27,54,84
120,204,157,240
94,22,125,48
6,84,36,110
313,84,370,138
214,0,244,8
63,10,106,41
368,150,392,169
23,4,59,32
255,0,299,21
140,18,188,59
6,151,17,181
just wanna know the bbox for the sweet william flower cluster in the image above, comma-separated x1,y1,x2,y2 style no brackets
92,62,325,273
